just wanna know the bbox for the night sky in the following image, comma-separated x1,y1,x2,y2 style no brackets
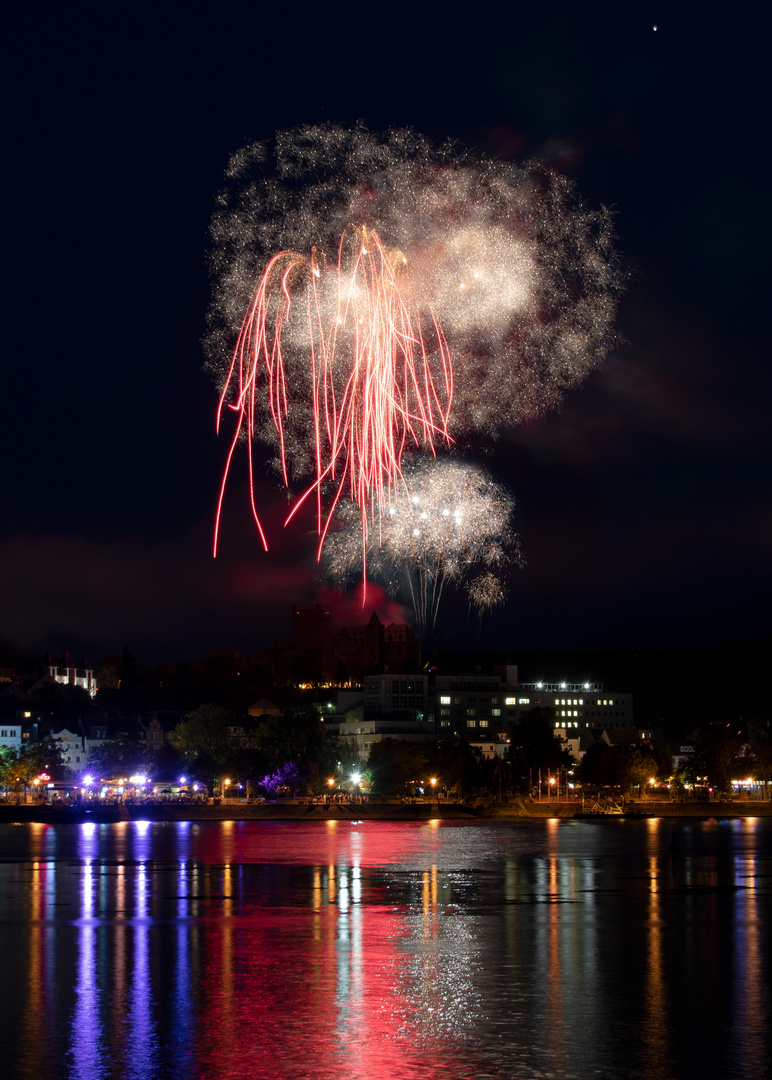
4,3,769,662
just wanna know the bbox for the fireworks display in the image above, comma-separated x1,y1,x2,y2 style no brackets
213,220,453,555
323,459,523,635
207,124,620,628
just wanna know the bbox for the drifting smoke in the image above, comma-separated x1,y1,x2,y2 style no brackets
323,459,523,635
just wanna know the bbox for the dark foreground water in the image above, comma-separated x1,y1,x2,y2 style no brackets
0,817,769,1080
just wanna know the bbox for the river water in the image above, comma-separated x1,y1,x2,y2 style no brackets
0,817,769,1080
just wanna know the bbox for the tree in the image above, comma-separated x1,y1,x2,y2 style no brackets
170,704,231,792
688,726,743,795
86,737,155,781
509,708,572,792
170,704,230,759
579,742,665,794
367,739,428,796
260,761,303,797
426,737,488,798
747,720,772,797
0,746,16,789
1,739,65,792
251,710,326,768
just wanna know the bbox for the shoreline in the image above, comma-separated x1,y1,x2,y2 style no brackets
1,799,771,825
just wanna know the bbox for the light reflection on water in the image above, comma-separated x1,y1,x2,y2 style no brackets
0,818,770,1079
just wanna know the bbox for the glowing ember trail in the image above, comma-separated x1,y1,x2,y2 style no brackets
214,224,453,559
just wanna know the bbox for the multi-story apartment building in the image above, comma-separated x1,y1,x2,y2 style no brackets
335,673,435,759
331,664,635,761
433,665,634,737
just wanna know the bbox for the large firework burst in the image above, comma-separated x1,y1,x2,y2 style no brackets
206,124,620,557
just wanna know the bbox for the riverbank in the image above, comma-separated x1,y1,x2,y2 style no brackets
1,799,771,824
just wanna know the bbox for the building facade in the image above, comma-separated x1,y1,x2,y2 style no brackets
44,651,97,698
433,666,634,739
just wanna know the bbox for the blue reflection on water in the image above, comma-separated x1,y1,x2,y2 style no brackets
70,862,105,1079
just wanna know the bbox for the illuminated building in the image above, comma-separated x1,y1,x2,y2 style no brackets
42,650,97,698
433,665,635,738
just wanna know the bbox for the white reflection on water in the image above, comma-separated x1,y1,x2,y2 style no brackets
125,863,157,1079
732,820,767,1075
71,861,105,1079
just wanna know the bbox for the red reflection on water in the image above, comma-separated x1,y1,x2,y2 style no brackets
182,819,445,868
186,854,474,1079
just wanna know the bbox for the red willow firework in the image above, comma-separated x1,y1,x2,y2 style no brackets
214,224,453,563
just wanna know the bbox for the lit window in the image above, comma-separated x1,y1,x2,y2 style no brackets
520,697,530,704
467,708,476,716
491,708,501,716
466,720,476,728
505,697,517,705
479,719,489,728
440,696,451,704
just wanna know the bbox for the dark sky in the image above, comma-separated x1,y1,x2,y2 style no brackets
3,3,769,662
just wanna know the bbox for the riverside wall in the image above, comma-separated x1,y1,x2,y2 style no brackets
1,798,771,824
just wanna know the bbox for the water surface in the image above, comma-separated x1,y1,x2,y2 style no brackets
1,817,769,1079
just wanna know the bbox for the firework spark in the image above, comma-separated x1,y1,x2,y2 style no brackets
213,222,453,556
206,124,619,617
323,458,523,634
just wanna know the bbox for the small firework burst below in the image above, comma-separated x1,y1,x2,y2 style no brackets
324,458,523,635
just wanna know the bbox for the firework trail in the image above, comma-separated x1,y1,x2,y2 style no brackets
214,221,453,556
206,125,620,555
323,459,523,635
